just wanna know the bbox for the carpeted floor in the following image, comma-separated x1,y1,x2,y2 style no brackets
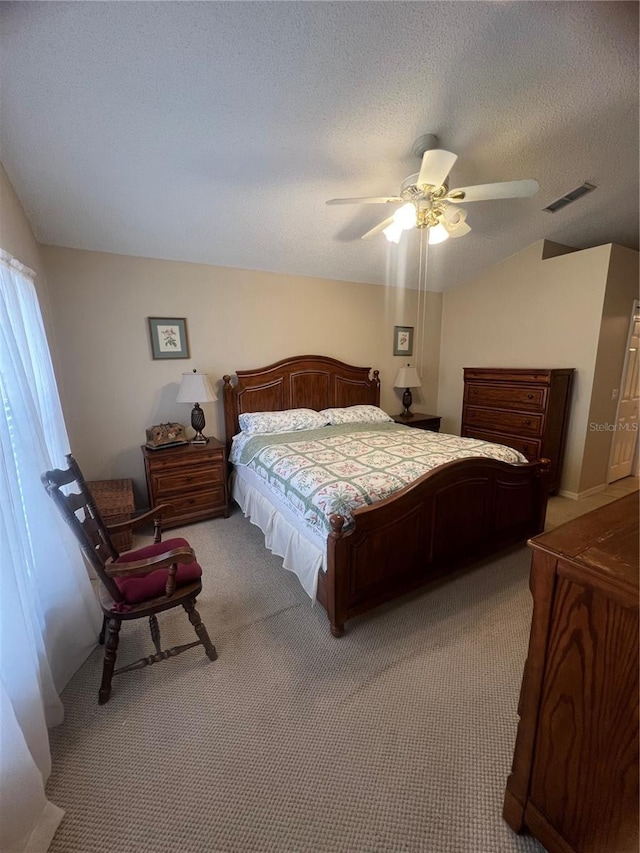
46,480,637,853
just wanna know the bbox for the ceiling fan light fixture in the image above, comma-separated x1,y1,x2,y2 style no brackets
446,219,472,239
428,222,450,245
383,222,403,244
442,206,471,238
327,135,537,245
393,202,417,230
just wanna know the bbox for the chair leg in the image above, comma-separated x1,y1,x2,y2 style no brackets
98,615,106,645
99,617,121,704
183,599,217,662
149,614,162,655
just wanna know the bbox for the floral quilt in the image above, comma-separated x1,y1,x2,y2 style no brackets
231,422,527,538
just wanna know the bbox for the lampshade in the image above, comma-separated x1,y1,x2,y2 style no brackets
383,223,402,243
176,370,217,404
384,202,417,243
394,366,421,389
428,222,450,245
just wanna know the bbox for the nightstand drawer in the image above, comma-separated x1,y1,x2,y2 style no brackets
462,427,542,460
463,407,544,437
464,383,547,412
167,487,226,520
146,446,224,473
151,465,223,497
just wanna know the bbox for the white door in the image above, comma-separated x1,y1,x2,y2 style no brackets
608,301,640,482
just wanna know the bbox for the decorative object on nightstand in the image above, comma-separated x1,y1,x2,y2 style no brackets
176,369,217,445
144,422,189,450
142,438,229,528
391,412,441,432
394,364,421,417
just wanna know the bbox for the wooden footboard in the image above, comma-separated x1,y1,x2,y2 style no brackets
319,457,549,637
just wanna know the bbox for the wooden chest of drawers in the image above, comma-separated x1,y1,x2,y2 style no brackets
142,440,229,528
461,368,574,494
504,492,639,853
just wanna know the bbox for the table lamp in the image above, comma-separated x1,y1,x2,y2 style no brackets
394,365,421,418
176,369,217,444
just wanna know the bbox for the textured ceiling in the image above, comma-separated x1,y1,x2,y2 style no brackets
1,2,638,292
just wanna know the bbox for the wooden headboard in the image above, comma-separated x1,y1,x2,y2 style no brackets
222,354,380,449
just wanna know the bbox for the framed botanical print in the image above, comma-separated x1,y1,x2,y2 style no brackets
148,317,190,360
393,325,414,357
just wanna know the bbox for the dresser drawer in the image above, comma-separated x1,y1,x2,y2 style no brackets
464,383,547,412
151,465,223,497
166,487,226,520
462,427,542,460
146,446,224,473
463,406,544,437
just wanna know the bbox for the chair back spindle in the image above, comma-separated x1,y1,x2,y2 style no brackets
42,453,123,602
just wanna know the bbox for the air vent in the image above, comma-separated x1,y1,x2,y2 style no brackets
543,182,596,213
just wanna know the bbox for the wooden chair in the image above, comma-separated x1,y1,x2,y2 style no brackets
42,454,217,704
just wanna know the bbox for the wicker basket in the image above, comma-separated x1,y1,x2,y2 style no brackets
87,479,135,552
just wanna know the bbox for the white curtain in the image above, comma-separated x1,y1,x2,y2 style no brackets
0,250,101,853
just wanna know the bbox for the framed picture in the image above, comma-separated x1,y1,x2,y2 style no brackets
148,317,190,360
393,325,414,356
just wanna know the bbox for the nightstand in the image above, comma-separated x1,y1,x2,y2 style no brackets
141,439,229,528
392,413,441,432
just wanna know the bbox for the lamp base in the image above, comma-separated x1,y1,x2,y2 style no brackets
397,411,414,420
401,388,413,417
190,432,209,445
190,403,208,444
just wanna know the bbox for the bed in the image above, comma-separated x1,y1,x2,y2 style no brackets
223,355,549,637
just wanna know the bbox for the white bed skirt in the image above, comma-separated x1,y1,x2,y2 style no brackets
230,468,326,599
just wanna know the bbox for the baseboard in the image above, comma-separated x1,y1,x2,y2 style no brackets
558,483,607,501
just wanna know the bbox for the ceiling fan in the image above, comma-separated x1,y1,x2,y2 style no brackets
326,134,539,245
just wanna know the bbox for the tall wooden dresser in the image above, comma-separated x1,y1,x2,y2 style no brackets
461,368,574,494
504,492,639,853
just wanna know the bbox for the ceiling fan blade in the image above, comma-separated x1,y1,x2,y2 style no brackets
446,179,539,203
417,149,458,189
326,196,402,205
361,216,395,240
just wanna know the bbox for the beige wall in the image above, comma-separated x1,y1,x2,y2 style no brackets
581,244,640,492
437,239,613,495
41,245,442,502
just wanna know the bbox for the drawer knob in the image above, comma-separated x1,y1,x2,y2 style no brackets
527,393,534,399
186,476,193,482
525,419,532,425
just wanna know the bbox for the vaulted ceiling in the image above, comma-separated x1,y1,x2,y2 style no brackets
1,2,638,291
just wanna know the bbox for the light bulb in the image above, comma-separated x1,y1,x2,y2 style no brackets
383,222,403,244
428,222,450,245
393,202,417,230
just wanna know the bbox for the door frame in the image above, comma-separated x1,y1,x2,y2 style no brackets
607,298,640,483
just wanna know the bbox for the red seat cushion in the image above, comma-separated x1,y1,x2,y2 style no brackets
113,537,202,604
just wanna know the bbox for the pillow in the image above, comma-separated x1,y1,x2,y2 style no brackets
319,405,393,426
238,408,329,435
